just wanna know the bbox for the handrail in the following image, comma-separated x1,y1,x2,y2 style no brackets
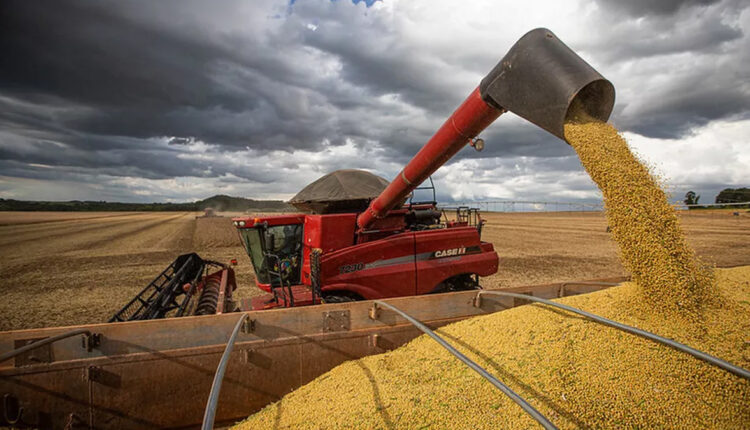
476,291,750,381
372,300,558,430
202,313,249,430
0,329,92,364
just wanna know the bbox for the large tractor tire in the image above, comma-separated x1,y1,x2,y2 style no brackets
322,292,362,303
431,274,481,294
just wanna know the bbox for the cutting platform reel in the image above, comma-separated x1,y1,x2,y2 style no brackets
110,253,237,322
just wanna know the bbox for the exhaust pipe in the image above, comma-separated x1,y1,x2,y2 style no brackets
357,28,615,231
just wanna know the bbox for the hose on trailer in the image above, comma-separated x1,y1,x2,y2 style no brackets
476,291,750,381
202,313,248,430
0,328,92,364
372,300,558,430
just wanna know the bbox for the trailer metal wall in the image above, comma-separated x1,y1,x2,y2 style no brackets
0,279,624,429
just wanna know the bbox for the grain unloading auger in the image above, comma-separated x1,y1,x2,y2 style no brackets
1,28,628,429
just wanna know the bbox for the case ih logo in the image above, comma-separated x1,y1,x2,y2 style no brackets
433,247,467,258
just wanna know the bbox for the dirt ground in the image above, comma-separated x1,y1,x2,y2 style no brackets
0,210,748,331
479,210,750,289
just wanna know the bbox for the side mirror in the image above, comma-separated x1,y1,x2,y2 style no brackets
265,233,275,251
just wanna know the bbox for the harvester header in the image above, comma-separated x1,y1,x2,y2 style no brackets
356,28,615,231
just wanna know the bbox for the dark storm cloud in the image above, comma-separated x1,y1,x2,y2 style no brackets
582,0,750,139
618,72,750,138
595,0,721,17
0,0,748,202
0,2,242,110
0,0,355,153
0,0,534,174
295,8,464,114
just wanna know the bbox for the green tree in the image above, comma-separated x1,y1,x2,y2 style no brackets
684,191,700,206
715,187,750,204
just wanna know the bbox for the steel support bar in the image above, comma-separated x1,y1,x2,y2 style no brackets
372,300,558,430
476,291,750,381
0,329,92,364
202,313,249,430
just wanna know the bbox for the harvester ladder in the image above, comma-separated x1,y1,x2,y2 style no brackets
310,248,323,304
264,253,295,307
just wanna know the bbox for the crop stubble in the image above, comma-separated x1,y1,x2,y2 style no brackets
0,193,748,330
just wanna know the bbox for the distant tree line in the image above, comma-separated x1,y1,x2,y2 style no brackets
683,187,750,209
0,194,294,212
715,188,750,204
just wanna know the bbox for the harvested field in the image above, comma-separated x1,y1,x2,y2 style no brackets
0,210,748,330
478,210,750,290
0,211,146,226
0,212,255,331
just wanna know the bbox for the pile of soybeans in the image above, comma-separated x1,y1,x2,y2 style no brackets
234,121,750,429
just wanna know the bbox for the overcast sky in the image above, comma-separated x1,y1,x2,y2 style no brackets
1,0,748,204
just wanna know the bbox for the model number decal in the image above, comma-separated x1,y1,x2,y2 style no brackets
339,262,364,274
433,247,466,258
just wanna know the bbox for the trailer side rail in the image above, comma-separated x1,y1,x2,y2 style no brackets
0,329,96,365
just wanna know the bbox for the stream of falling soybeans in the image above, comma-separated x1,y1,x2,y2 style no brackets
564,120,717,320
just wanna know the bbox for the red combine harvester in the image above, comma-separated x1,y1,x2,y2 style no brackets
109,28,614,321
232,184,498,310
